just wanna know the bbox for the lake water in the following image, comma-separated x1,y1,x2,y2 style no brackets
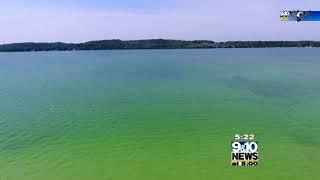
0,48,319,179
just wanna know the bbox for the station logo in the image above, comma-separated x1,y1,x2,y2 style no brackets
231,134,258,166
280,11,290,21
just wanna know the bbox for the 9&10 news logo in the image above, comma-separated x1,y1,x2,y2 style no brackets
231,134,258,166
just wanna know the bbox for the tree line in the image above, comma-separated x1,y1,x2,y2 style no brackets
0,39,319,52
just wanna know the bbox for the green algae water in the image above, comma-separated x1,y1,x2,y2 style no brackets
0,48,320,179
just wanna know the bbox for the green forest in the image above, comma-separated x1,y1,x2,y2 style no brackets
1,39,319,52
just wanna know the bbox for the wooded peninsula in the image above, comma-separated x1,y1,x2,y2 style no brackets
0,39,319,52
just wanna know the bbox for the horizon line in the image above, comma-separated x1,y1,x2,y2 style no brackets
1,39,320,45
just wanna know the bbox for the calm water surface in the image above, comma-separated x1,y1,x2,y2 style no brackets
0,48,320,179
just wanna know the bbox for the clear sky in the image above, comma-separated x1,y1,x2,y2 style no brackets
1,0,320,43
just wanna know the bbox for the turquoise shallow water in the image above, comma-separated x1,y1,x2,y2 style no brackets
0,48,320,179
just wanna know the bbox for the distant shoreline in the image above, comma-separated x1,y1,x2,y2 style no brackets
0,39,320,52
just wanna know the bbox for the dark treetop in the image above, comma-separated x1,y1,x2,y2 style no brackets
0,39,320,52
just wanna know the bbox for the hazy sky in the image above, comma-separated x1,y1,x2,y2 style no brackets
1,0,320,43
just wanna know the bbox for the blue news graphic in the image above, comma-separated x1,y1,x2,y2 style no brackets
280,11,320,21
303,11,320,21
